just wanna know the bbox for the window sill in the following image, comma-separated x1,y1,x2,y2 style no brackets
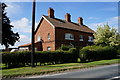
48,38,50,40
80,39,84,41
65,38,74,40
88,40,93,42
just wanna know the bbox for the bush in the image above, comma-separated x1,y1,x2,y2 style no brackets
115,46,120,55
59,45,71,51
117,48,120,55
79,46,117,62
2,51,31,67
2,48,79,68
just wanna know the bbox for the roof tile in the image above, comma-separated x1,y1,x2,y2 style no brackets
43,15,95,33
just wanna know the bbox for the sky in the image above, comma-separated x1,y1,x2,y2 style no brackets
0,1,119,49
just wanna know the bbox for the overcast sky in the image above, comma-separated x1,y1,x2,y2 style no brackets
0,1,119,49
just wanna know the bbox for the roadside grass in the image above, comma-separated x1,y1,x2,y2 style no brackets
2,58,120,78
2,63,82,78
84,58,119,66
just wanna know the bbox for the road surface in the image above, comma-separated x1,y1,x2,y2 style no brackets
9,64,120,80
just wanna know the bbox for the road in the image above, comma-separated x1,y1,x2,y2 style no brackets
10,64,120,80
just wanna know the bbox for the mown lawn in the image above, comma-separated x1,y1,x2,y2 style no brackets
1,58,120,78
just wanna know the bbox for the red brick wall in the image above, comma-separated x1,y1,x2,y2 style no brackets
55,27,93,49
35,18,55,51
35,18,93,51
28,42,42,51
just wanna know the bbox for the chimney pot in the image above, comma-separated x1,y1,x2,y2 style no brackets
78,17,83,25
65,13,71,22
48,8,55,18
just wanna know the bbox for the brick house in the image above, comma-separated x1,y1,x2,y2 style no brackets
18,8,94,51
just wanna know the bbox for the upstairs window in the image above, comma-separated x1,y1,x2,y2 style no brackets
48,33,50,40
79,35,83,41
88,36,93,42
65,33,74,40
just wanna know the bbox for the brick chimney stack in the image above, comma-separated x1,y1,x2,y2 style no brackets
65,13,71,22
48,8,54,18
78,17,83,25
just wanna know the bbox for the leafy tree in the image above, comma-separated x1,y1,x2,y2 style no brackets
94,24,120,47
1,3,20,49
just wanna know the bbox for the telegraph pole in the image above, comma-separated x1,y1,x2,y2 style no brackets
31,0,36,67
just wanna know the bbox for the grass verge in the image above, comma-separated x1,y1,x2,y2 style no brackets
2,58,119,78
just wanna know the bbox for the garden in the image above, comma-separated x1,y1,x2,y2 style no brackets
1,24,120,78
1,45,120,78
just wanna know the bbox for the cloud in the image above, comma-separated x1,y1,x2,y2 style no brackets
11,17,39,33
9,17,39,48
10,17,32,48
88,16,118,31
0,34,31,49
10,17,39,48
0,17,31,49
19,35,31,43
10,35,31,48
107,16,118,24
107,16,119,30
11,17,32,33
30,21,38,31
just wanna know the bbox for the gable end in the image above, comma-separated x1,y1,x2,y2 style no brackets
35,16,55,34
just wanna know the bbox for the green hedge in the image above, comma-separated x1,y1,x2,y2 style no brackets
2,51,31,67
2,48,78,68
79,46,117,62
117,48,120,55
116,46,120,55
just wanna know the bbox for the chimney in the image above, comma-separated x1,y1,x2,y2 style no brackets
48,8,54,18
78,17,83,25
65,13,71,22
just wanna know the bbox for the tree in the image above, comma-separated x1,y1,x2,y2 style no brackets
1,3,20,49
93,24,120,47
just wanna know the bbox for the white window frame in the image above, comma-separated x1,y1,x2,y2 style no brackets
48,33,50,40
88,36,93,42
79,35,84,41
47,47,51,51
65,33,74,40
37,35,41,41
19,47,29,51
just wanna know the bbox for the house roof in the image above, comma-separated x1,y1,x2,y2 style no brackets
19,15,95,47
18,43,31,47
35,15,95,34
18,41,41,47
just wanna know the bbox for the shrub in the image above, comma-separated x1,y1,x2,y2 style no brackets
79,46,91,62
2,51,31,67
69,48,77,53
117,48,120,55
2,48,79,68
79,46,117,62
115,46,120,55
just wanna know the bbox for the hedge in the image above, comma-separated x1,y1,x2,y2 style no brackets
117,48,120,55
79,46,117,62
116,46,120,55
2,48,78,68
